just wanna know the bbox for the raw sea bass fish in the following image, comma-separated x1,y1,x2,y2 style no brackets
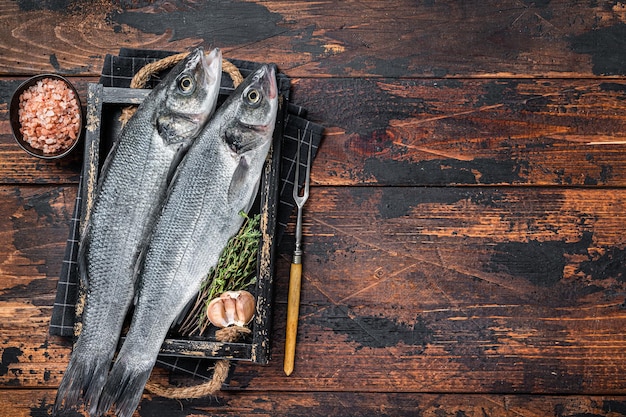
97,65,278,417
54,47,222,416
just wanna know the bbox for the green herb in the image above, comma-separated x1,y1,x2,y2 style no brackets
178,212,261,336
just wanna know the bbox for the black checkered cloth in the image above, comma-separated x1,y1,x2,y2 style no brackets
49,49,323,379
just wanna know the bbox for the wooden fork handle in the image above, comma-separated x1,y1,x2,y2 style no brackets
284,262,302,376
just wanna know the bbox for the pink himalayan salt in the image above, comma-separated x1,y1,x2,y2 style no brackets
18,78,80,155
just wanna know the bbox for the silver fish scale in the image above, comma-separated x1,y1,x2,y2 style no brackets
81,121,178,344
63,98,187,411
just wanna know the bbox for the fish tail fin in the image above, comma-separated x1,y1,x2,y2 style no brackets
53,350,111,416
96,355,153,417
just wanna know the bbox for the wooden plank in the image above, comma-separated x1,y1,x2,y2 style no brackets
2,186,626,394
0,185,76,388
0,185,75,294
231,186,626,394
1,0,626,78
2,0,626,413
294,77,626,186
2,389,626,417
3,78,626,187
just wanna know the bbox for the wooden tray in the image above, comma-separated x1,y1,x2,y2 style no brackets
79,83,284,364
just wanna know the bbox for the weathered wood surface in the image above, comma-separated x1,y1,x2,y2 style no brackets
2,186,626,393
4,390,626,417
2,0,626,78
4,78,626,187
1,0,626,416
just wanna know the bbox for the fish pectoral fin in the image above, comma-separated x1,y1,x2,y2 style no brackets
227,156,250,203
131,249,147,306
77,235,90,288
166,143,190,186
156,114,178,143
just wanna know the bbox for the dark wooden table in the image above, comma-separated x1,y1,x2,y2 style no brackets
2,1,626,416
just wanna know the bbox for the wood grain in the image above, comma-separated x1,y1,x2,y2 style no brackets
0,185,75,389
2,186,626,394
240,187,626,394
1,0,626,78
294,78,626,186
2,0,626,415
3,389,626,417
3,78,626,186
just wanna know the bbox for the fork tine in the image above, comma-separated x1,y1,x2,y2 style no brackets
294,129,312,204
293,129,301,201
303,130,312,199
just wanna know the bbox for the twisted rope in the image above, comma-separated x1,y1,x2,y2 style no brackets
145,326,252,399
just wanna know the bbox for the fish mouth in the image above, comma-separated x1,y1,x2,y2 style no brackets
261,65,277,100
189,113,203,123
195,48,221,103
201,48,221,84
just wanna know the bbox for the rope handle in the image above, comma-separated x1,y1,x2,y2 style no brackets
146,326,252,399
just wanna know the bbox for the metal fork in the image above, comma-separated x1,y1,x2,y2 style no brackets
284,130,312,376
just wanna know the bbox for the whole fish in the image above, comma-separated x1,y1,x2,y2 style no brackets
54,47,222,416
96,64,278,417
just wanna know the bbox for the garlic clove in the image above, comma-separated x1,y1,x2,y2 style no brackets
207,297,229,328
233,291,256,326
222,292,237,325
207,290,256,328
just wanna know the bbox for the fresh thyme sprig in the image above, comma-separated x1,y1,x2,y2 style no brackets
178,212,261,336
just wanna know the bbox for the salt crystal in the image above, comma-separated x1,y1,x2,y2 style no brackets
18,77,80,155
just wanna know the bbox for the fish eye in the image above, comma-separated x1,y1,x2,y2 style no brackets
177,75,195,95
245,88,262,106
